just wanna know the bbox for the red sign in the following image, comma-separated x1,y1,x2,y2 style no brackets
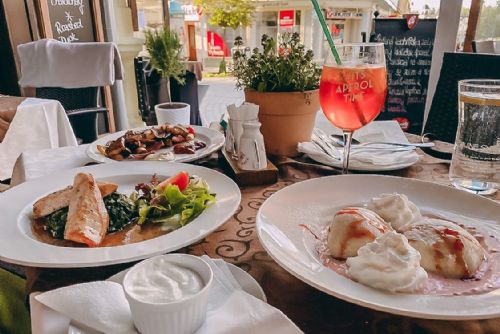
279,10,295,29
404,14,419,30
207,31,229,57
393,117,410,131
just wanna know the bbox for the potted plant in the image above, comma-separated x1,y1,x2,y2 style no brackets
144,27,190,125
232,32,321,157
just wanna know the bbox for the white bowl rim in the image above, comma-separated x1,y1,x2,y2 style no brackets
123,254,214,307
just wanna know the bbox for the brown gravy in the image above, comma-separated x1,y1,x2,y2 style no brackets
32,220,171,247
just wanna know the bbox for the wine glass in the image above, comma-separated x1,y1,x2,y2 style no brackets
319,43,387,173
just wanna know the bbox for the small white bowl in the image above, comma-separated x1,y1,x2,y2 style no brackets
123,254,213,334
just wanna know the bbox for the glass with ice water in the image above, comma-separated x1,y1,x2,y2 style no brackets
449,79,500,195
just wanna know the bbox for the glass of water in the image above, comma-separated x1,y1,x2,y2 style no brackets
449,79,500,195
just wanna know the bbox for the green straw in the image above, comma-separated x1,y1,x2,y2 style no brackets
310,0,342,65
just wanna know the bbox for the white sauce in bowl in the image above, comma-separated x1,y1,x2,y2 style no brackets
125,256,205,304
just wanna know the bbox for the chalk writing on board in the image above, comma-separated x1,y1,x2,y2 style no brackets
47,0,95,43
54,10,83,42
50,0,85,15
373,19,437,134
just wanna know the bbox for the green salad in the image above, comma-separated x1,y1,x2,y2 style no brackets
42,172,215,239
133,175,216,228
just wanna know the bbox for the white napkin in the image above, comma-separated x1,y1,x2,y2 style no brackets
227,102,259,121
34,281,135,334
32,257,303,334
197,256,302,334
298,141,419,166
18,39,123,88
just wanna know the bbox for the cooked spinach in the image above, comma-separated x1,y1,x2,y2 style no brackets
105,193,137,233
44,207,68,239
43,193,137,239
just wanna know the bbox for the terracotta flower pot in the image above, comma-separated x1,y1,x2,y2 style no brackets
244,89,320,157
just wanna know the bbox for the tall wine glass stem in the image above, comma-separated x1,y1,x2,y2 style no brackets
342,131,354,174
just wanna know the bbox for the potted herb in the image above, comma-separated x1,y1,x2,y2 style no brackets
233,32,321,156
145,28,190,125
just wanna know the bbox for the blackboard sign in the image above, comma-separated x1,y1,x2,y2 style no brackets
46,0,95,43
373,18,437,134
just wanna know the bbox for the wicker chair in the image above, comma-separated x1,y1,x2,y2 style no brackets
36,87,107,144
134,56,202,126
423,52,500,143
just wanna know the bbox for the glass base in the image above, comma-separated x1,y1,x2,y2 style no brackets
451,179,498,196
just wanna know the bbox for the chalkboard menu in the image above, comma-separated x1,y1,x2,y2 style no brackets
373,18,437,134
46,0,95,43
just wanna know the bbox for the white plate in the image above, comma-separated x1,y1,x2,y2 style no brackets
0,162,240,268
86,125,225,164
311,119,419,171
256,174,500,320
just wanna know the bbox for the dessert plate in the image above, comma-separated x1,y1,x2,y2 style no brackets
86,125,225,164
256,174,500,320
0,162,240,267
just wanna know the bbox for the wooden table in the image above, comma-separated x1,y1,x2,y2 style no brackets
15,142,500,333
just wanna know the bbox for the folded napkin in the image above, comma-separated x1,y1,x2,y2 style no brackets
227,102,259,121
18,39,123,88
32,257,303,334
298,141,419,167
34,281,135,334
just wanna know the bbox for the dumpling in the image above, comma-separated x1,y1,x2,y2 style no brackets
327,207,393,259
401,218,486,278
367,193,421,231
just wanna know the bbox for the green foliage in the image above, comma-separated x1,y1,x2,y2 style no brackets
476,1,500,40
195,0,254,30
144,27,185,84
232,32,321,93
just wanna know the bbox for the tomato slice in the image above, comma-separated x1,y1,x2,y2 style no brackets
187,126,195,135
157,171,190,191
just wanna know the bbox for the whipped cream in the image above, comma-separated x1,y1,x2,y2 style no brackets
346,231,428,293
125,256,204,304
367,193,421,231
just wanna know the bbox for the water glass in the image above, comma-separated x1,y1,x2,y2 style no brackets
449,79,500,195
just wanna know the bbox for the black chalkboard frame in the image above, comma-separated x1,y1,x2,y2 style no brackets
373,18,437,134
35,0,104,43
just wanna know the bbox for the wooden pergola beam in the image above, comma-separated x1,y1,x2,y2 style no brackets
463,0,482,52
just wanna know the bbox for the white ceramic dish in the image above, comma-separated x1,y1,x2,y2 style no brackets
0,162,240,268
86,125,225,164
124,254,213,334
256,174,500,320
31,260,266,334
312,119,419,171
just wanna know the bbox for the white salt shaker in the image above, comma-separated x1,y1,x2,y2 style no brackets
238,121,267,170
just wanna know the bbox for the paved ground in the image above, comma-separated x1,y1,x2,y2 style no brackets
198,77,244,126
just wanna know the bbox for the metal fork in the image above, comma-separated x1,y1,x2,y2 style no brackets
311,134,341,160
313,128,418,153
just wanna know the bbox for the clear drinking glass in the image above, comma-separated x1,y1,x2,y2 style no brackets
319,43,387,173
449,79,500,195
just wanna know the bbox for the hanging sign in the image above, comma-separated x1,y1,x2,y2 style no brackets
279,10,295,29
44,0,95,43
207,31,229,57
404,14,419,30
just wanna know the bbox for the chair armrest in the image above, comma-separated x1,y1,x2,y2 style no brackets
66,107,108,116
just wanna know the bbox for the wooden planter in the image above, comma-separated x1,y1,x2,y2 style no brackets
245,89,320,157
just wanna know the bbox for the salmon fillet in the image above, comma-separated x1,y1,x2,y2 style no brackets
33,182,117,218
64,173,109,247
